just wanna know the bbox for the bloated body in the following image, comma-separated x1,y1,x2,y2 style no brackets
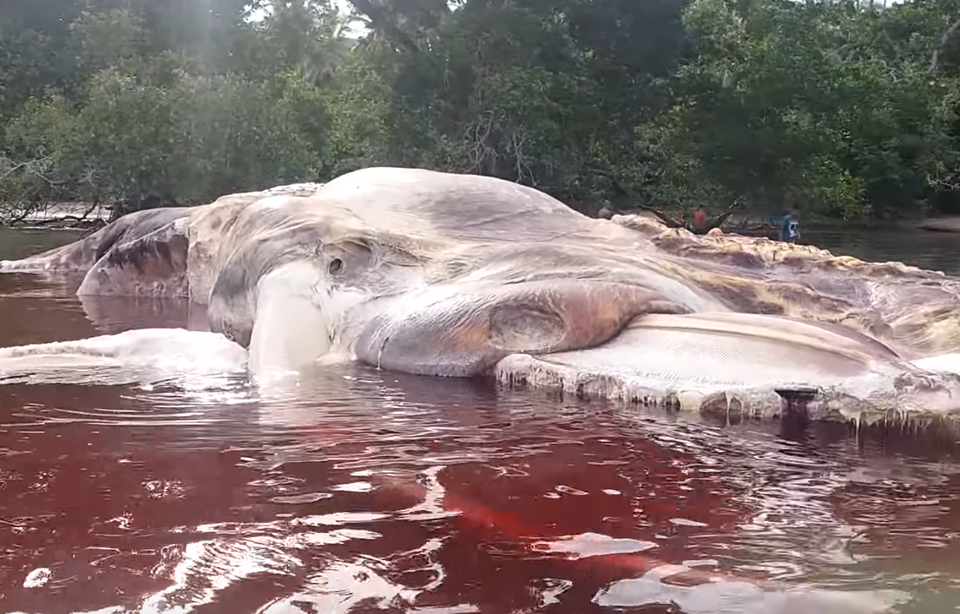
4,167,960,425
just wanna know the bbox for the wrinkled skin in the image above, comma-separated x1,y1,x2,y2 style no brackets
4,167,960,425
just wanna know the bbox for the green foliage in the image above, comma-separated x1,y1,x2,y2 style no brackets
3,65,328,207
1,96,79,205
70,9,145,73
636,0,960,218
319,53,393,175
3,0,960,221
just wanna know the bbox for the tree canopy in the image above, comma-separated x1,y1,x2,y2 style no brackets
3,0,960,220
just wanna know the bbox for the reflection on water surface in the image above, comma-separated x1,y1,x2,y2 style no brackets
1,226,960,614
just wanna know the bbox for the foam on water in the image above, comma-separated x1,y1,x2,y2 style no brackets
0,328,247,386
0,260,374,389
593,572,911,614
248,261,369,382
0,258,53,272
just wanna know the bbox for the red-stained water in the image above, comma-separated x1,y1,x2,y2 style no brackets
2,228,960,613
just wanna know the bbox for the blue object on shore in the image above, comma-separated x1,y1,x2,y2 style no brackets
779,214,800,243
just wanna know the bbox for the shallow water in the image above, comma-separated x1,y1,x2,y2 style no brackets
3,227,960,614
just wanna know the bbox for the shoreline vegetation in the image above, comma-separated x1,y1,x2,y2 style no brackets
3,199,956,237
5,0,960,229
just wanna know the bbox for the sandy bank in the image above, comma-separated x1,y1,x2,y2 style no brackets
918,216,960,233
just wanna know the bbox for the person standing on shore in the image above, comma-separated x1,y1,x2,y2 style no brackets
692,207,708,234
780,208,801,243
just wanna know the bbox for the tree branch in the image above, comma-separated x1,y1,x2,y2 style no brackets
635,203,685,228
930,16,960,72
345,0,421,53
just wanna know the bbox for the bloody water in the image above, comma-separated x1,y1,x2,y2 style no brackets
3,228,960,614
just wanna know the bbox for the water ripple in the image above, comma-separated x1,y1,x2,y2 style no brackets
3,327,960,611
